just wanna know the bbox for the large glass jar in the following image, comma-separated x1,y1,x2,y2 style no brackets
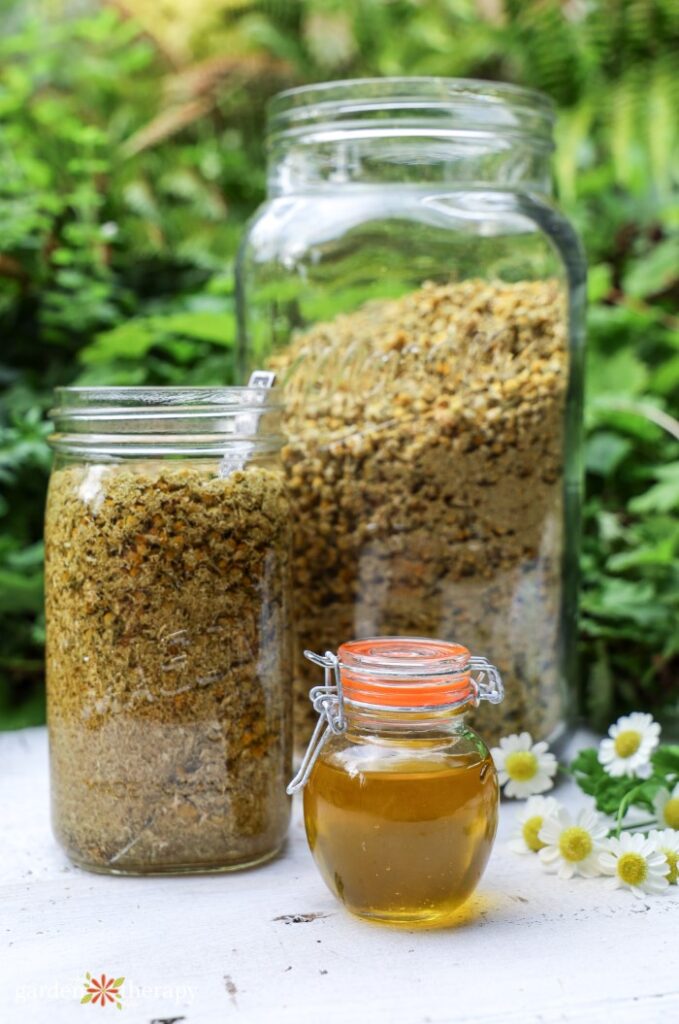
237,78,586,750
45,387,293,874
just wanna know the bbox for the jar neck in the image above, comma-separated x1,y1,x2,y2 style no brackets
48,387,284,459
267,77,554,196
342,702,469,738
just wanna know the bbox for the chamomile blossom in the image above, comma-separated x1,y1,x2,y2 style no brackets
537,805,608,879
491,732,558,798
597,712,660,779
598,831,669,897
649,829,679,885
653,782,679,831
509,796,562,854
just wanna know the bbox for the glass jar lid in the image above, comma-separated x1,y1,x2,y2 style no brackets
287,635,504,794
337,637,474,708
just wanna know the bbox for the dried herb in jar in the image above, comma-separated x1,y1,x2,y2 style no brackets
270,278,569,747
45,462,292,874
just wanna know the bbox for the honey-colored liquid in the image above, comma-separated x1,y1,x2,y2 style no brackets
303,742,498,928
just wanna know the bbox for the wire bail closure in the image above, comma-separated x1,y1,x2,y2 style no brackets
286,650,347,795
469,656,504,706
286,645,504,795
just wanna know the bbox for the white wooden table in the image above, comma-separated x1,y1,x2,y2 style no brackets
2,727,677,1024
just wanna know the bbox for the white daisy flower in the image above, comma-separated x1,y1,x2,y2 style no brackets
653,782,679,831
597,712,660,779
649,829,679,886
509,796,562,854
599,831,670,897
491,732,558,798
538,805,608,879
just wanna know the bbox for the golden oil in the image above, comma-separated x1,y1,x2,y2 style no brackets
303,738,498,928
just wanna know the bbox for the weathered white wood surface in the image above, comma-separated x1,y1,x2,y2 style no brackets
1,727,677,1024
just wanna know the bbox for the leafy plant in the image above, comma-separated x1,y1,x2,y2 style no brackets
0,0,677,729
571,743,679,828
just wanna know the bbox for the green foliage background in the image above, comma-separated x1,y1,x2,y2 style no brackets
1,0,677,730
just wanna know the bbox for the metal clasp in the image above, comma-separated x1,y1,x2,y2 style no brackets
469,656,504,706
286,649,504,795
286,649,347,795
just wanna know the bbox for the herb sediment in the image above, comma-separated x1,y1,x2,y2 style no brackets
45,461,292,873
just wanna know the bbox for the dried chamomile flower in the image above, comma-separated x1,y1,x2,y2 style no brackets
491,732,558,799
599,832,670,898
598,712,660,779
653,782,679,831
509,796,562,854
538,806,608,880
649,829,679,885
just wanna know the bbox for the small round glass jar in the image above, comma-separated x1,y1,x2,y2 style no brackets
290,637,503,928
45,387,292,874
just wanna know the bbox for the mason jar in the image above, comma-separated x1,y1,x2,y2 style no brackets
289,636,503,928
45,387,293,874
237,77,586,750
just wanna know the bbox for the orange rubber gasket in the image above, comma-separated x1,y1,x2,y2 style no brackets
337,637,474,708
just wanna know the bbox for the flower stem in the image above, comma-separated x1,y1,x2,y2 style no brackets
615,783,650,837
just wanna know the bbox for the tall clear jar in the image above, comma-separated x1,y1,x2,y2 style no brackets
45,387,293,874
237,78,586,750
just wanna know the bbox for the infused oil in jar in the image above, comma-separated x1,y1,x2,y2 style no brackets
291,638,503,928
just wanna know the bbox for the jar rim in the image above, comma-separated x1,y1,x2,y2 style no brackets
336,637,475,709
48,386,285,456
338,636,471,675
51,385,283,409
268,76,554,147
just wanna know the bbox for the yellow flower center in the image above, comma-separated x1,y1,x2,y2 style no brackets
662,850,678,885
558,826,593,863
617,852,648,887
522,815,546,852
662,798,679,830
505,751,538,782
613,730,642,758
